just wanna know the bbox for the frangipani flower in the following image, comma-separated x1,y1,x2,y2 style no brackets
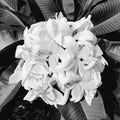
9,12,107,107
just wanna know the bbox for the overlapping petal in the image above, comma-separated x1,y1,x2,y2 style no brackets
9,13,107,106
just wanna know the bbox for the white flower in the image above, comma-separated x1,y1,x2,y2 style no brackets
9,12,107,106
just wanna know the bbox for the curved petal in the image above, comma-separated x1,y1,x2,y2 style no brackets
24,90,37,102
74,30,97,45
9,60,24,84
9,71,21,84
63,36,79,56
46,19,55,39
58,18,72,36
84,89,96,105
72,15,93,31
56,56,75,71
15,45,24,58
24,27,32,48
71,84,84,102
80,69,102,89
66,71,80,84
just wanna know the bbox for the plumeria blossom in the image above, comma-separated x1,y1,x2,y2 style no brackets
9,12,107,107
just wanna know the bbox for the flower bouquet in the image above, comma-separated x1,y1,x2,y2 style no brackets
0,0,120,120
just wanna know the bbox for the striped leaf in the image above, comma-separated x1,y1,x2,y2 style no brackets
76,0,106,20
62,0,74,20
2,0,34,27
0,1,25,31
34,0,58,20
91,0,120,36
0,40,23,111
58,92,108,120
98,39,120,116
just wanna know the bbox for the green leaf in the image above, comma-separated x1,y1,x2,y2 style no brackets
34,0,58,20
58,92,107,120
91,0,120,36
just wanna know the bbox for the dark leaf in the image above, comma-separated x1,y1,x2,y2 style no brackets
58,101,87,120
0,40,24,67
91,0,120,36
0,61,21,112
98,39,120,119
27,0,45,22
100,63,120,120
34,0,58,20
91,13,120,36
11,11,33,27
113,68,120,111
2,0,18,11
80,92,107,120
0,30,22,50
0,40,24,111
90,0,120,25
58,92,107,120
62,0,74,20
77,0,106,20
3,0,33,19
100,39,120,62
0,1,25,31
53,0,67,18
1,0,34,27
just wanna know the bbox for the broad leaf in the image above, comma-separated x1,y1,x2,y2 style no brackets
100,64,120,120
0,2,25,31
0,61,21,112
62,0,74,20
53,0,67,17
58,92,107,120
100,39,120,62
90,0,120,25
2,0,18,11
113,68,120,109
27,0,45,22
0,30,20,50
91,0,120,36
1,0,34,27
0,40,24,67
34,0,58,20
0,40,24,111
98,39,120,119
76,0,106,20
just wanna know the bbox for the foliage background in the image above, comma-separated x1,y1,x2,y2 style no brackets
0,0,120,120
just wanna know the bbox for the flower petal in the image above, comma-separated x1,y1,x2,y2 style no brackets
46,19,55,39
72,15,93,31
74,30,97,45
71,84,83,102
24,90,37,101
58,18,72,36
15,45,24,58
56,56,75,71
85,89,96,105
63,36,79,56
